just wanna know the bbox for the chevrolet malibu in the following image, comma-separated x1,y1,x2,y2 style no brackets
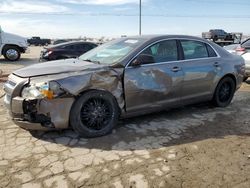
4,35,245,137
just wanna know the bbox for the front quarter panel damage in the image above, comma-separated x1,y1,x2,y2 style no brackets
56,67,125,111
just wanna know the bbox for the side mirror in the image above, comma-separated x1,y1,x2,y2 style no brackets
131,54,155,67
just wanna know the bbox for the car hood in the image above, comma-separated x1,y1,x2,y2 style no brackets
13,58,105,78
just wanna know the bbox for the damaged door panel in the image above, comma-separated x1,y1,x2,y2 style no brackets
124,63,184,113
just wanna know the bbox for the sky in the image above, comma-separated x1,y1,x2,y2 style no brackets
0,0,250,39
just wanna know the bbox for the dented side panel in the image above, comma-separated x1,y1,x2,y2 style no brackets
124,63,184,113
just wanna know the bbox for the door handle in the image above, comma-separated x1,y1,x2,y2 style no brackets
171,66,181,72
214,62,219,67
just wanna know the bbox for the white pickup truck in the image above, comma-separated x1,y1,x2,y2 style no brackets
0,27,28,61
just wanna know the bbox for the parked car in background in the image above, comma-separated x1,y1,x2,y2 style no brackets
40,41,98,61
224,38,250,81
27,37,51,46
4,35,245,138
0,27,28,61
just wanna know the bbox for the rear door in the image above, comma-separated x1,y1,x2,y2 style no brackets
179,39,220,103
124,39,184,112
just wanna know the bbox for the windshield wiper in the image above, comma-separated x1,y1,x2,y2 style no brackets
83,59,100,64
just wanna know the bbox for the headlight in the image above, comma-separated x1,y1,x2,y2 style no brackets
21,81,65,99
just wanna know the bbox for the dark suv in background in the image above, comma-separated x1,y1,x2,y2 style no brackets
40,41,98,61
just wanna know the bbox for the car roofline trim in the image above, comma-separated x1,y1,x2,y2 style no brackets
125,37,221,68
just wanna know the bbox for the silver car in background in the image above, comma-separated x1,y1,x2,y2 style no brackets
4,35,245,138
224,38,250,81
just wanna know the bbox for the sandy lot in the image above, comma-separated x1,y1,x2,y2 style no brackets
0,47,250,187
0,46,42,76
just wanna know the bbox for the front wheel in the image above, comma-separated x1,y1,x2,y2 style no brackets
70,90,119,138
3,47,20,61
213,77,236,107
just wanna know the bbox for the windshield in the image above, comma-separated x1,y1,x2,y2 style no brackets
79,38,146,65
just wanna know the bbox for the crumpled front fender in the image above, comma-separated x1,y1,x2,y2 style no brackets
56,67,125,110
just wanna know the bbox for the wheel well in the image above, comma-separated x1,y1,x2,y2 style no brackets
2,44,23,54
220,74,236,87
214,74,237,95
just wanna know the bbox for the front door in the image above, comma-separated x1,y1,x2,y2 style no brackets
124,39,184,113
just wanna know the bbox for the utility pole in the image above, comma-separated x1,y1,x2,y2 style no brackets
139,0,142,35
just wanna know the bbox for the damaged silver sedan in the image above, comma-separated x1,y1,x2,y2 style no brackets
4,35,245,137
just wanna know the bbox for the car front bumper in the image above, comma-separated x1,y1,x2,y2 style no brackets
4,95,74,131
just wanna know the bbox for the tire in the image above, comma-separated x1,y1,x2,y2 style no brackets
213,77,236,107
3,46,20,61
70,90,120,138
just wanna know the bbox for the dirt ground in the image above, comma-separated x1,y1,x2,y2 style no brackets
0,47,250,188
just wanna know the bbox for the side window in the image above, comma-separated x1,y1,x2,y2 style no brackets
181,40,208,59
140,40,178,64
206,44,217,57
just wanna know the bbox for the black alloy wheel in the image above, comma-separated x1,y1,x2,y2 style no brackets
213,77,236,107
218,82,232,103
70,90,119,138
80,97,112,131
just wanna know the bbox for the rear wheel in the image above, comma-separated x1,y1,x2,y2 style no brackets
213,77,236,107
70,90,119,138
3,46,20,61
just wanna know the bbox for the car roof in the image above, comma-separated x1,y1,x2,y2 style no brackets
123,34,209,43
126,34,202,39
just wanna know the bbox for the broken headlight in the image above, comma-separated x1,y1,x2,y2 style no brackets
21,81,65,99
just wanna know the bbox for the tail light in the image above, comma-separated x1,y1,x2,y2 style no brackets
235,47,246,55
44,49,53,57
48,50,53,55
